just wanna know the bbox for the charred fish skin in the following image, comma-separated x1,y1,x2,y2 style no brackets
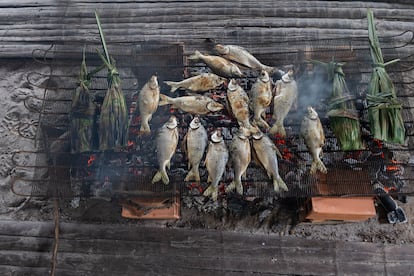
188,50,243,78
251,131,288,193
250,70,272,129
159,94,224,115
151,116,179,185
270,70,298,137
214,44,276,74
183,116,208,182
227,79,254,132
164,73,225,93
226,127,251,196
137,75,160,134
300,106,327,174
203,130,229,201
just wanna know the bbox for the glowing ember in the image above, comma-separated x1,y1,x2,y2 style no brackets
87,154,96,166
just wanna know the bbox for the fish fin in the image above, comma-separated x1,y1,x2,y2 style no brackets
164,81,179,93
158,94,172,106
184,168,200,182
273,177,288,193
166,160,171,170
254,118,270,130
188,50,202,60
203,185,218,201
271,143,283,159
207,174,212,183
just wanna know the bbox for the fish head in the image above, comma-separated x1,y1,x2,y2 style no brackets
227,79,239,92
211,129,223,143
148,75,159,89
281,71,294,83
305,106,319,120
189,116,202,129
214,44,229,55
258,70,270,83
206,101,224,112
165,115,178,129
237,126,250,140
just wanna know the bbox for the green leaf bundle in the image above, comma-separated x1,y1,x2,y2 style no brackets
312,60,364,151
70,51,96,153
96,12,129,151
366,9,405,144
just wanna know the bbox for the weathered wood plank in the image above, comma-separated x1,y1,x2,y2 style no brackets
0,220,414,275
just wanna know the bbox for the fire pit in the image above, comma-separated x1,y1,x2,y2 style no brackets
9,31,414,223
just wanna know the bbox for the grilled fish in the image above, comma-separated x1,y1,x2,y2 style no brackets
251,130,288,193
214,44,275,73
188,50,243,78
226,127,251,195
250,70,272,129
164,73,225,93
159,94,224,115
227,79,253,131
151,116,179,185
137,75,159,134
300,106,327,174
270,70,298,136
183,116,208,182
203,130,229,201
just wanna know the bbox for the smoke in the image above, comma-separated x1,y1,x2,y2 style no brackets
296,64,331,120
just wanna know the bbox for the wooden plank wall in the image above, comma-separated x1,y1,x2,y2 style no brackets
0,0,413,58
0,219,413,275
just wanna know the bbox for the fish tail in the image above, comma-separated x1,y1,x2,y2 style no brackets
269,122,286,137
158,94,172,106
151,168,170,185
151,170,162,184
225,180,243,195
310,159,327,174
188,50,202,60
203,185,218,201
164,81,179,93
184,167,200,182
273,176,288,193
140,117,151,134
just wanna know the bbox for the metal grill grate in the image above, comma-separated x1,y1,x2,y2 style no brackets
10,32,414,201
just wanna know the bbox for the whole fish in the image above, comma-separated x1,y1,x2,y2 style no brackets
214,44,275,73
203,130,229,201
270,70,298,136
188,50,243,78
300,106,327,174
250,70,272,129
183,116,208,182
137,75,159,134
151,116,179,185
164,73,225,93
251,130,288,193
159,94,224,115
227,79,253,131
226,127,251,195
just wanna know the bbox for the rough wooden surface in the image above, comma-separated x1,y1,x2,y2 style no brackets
0,0,413,58
0,219,413,275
